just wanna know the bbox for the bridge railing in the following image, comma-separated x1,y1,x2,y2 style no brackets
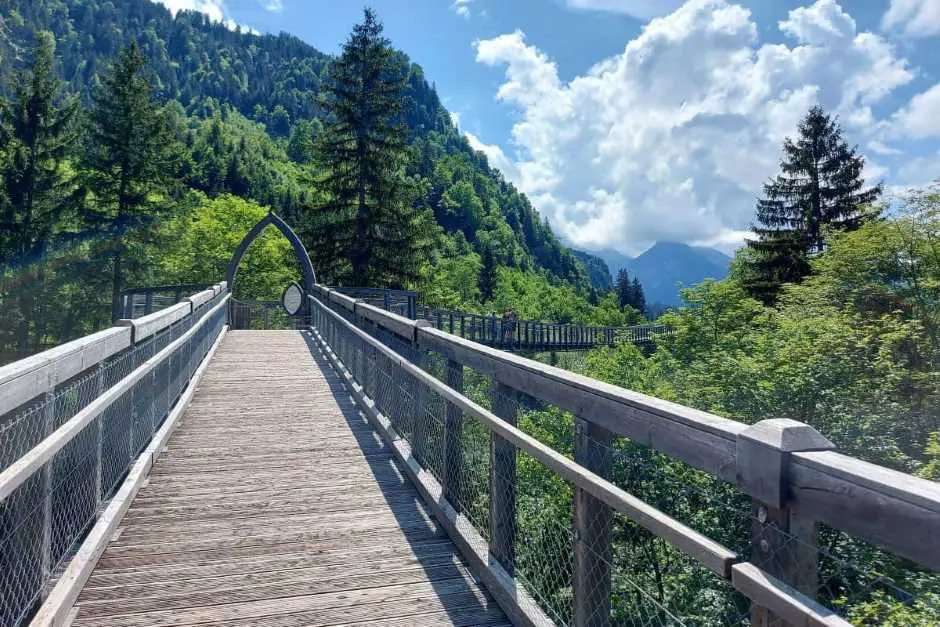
415,305,670,350
310,285,939,626
0,283,230,627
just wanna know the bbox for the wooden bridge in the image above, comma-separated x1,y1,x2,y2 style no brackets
1,282,938,627
124,286,669,351
2,213,938,627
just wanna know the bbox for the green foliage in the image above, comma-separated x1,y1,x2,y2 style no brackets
746,106,882,303
0,30,79,356
160,193,300,299
82,42,182,319
308,9,433,288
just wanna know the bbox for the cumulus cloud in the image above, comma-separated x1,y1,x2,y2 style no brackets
882,0,940,37
564,0,684,20
891,83,940,138
472,0,914,255
261,0,284,12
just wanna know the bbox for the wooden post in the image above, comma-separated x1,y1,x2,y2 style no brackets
737,419,835,625
41,390,55,598
573,417,614,627
95,362,106,508
490,381,518,574
383,291,391,311
443,359,464,509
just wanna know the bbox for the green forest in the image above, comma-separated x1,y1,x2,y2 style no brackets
0,0,628,362
0,0,938,624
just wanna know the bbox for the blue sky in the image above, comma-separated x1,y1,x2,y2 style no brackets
160,0,940,255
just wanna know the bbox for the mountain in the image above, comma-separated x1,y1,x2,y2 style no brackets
627,242,730,306
1,0,592,292
589,242,731,306
571,250,612,291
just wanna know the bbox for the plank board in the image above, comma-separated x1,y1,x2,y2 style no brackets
72,330,505,626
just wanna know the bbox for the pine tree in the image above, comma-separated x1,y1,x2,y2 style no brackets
631,277,646,317
615,268,632,311
746,106,881,303
82,43,180,321
0,31,79,355
479,245,497,302
308,8,432,287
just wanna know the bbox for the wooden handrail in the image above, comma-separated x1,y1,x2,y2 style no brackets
310,283,940,571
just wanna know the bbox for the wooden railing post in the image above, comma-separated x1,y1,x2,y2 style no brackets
573,417,614,627
41,390,55,598
737,419,834,625
490,381,518,574
443,359,464,509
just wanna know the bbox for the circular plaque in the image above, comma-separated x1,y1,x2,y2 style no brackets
282,282,304,316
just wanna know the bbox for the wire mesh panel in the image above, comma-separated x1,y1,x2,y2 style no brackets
308,290,940,627
0,295,227,626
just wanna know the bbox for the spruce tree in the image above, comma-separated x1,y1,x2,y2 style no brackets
631,277,646,317
615,268,632,311
0,31,78,355
82,43,179,321
308,8,432,287
479,245,497,302
746,106,881,303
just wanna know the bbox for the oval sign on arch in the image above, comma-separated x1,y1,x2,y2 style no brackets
282,282,304,316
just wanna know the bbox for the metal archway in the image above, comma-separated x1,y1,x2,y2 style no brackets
226,211,316,298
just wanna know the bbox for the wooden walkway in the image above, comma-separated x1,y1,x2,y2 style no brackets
70,330,508,627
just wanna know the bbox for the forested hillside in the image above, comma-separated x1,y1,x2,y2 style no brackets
0,0,590,279
0,0,632,361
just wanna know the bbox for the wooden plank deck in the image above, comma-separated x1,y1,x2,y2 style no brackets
71,330,508,627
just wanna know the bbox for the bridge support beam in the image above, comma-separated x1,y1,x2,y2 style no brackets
737,419,834,626
573,417,614,627
489,381,518,574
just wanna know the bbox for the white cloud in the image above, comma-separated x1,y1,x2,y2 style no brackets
564,0,684,20
473,0,915,255
261,0,283,12
452,0,473,19
882,0,940,37
158,0,225,22
891,83,940,138
779,0,854,44
156,0,257,33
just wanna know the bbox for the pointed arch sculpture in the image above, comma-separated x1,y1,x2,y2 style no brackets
226,211,317,299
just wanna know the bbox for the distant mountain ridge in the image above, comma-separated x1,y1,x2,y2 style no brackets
587,242,731,306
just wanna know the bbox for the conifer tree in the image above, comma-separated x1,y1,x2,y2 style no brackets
0,31,78,354
479,245,497,302
308,8,432,287
631,277,646,317
746,106,881,303
615,268,632,311
82,43,180,321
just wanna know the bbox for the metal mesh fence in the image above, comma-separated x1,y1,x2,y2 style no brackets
310,293,940,627
0,297,226,627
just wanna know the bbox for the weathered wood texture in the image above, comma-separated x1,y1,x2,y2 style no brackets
69,331,507,627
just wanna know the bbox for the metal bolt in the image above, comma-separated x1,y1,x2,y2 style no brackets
757,506,768,524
